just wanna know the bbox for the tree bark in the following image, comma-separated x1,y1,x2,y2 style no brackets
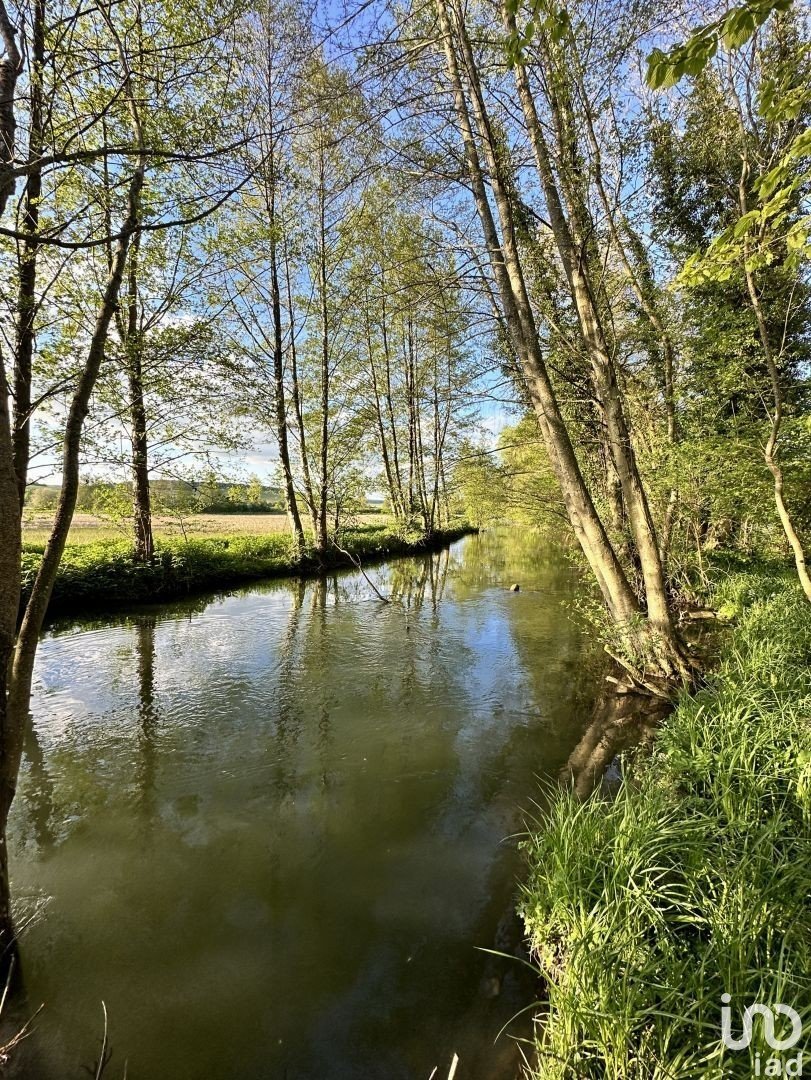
380,278,406,521
1,135,146,955
570,58,680,561
434,0,639,629
283,231,318,537
364,294,401,519
316,136,330,554
124,236,155,562
0,353,22,955
263,39,305,552
0,0,20,220
11,0,44,509
506,24,687,674
741,219,811,600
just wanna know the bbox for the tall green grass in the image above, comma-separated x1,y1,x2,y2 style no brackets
520,565,811,1079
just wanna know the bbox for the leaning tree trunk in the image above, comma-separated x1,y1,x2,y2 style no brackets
438,0,691,685
0,148,146,955
742,237,811,602
731,143,811,602
505,22,688,677
433,0,639,632
569,41,681,565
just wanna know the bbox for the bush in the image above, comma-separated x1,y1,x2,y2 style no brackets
520,566,811,1079
199,502,283,514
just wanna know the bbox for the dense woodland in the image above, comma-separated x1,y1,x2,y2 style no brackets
0,0,809,1035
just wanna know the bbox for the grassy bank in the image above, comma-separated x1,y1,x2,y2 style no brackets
520,562,811,1079
21,524,473,616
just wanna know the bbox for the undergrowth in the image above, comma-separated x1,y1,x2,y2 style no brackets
520,562,811,1079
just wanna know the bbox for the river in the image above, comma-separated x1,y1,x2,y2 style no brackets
6,528,598,1079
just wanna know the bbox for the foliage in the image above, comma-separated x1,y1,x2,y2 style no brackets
505,0,570,67
521,564,811,1078
452,442,506,528
678,122,811,285
646,0,794,89
20,525,474,614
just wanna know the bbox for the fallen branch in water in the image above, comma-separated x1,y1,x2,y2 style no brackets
331,542,391,603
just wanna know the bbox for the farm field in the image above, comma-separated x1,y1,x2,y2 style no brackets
22,511,390,546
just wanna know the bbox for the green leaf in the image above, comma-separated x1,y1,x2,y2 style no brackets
645,0,795,89
733,210,760,237
721,9,756,48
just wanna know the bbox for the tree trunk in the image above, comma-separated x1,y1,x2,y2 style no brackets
380,280,405,521
1,153,146,956
263,46,305,553
0,354,22,955
743,239,811,601
283,232,318,537
434,0,638,628
506,24,687,675
729,141,811,601
0,0,21,220
316,139,330,554
12,0,44,509
271,228,305,551
124,237,154,563
365,295,401,518
571,57,681,563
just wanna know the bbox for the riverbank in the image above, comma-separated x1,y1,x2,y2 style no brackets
21,524,474,617
520,560,811,1078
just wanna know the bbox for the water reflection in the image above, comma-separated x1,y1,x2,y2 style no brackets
134,615,159,830
562,687,670,799
7,530,598,1080
21,724,56,854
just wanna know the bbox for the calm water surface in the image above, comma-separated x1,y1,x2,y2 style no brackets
7,529,597,1079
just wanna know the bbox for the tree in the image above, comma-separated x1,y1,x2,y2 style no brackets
425,0,692,684
652,8,811,598
452,442,506,528
0,0,247,953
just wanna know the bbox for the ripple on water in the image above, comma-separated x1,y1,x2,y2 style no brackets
12,533,597,1080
